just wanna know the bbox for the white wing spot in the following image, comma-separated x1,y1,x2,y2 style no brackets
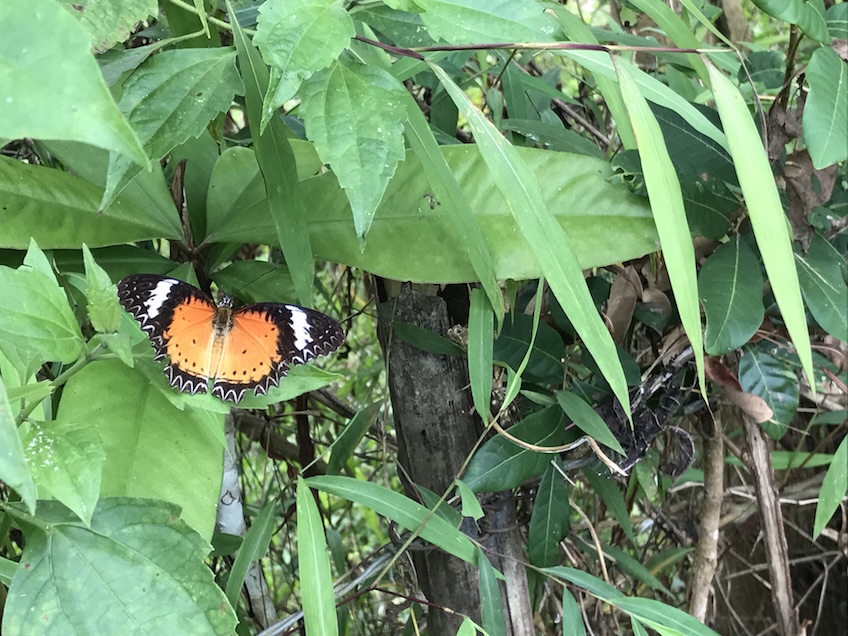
144,279,178,319
287,305,313,351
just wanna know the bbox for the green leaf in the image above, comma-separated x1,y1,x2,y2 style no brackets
297,476,339,636
231,10,316,306
562,588,587,636
464,407,566,493
615,58,706,400
0,263,86,365
455,479,484,520
57,359,225,539
0,556,16,586
3,498,237,635
795,234,848,343
393,322,464,355
478,550,505,636
254,0,354,127
707,62,815,389
527,459,569,567
814,435,848,538
738,342,800,439
306,475,478,565
0,0,146,166
750,0,831,43
699,236,765,354
0,156,181,249
226,499,276,608
583,468,635,543
327,402,382,475
468,289,495,423
739,51,785,89
555,391,626,456
301,58,407,240
494,311,565,386
200,143,659,283
501,119,603,157
804,46,848,169
82,245,121,333
69,0,158,51
827,2,848,39
0,377,37,513
603,544,672,597
103,47,244,208
416,0,559,44
22,419,104,525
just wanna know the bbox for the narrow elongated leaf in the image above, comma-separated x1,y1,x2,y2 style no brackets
583,468,635,543
297,477,339,636
699,236,765,354
555,391,625,456
804,46,848,168
456,479,484,520
0,0,146,166
402,90,504,317
416,0,559,44
225,499,276,607
468,289,495,423
626,0,706,80
562,588,587,636
0,377,36,513
3,499,236,635
231,6,315,306
307,475,478,565
494,311,564,385
327,402,382,475
527,459,570,567
300,58,407,240
615,59,705,397
103,48,243,208
393,322,464,355
430,63,631,418
603,544,672,596
478,550,505,636
254,0,354,127
795,234,848,343
814,435,848,538
708,63,814,388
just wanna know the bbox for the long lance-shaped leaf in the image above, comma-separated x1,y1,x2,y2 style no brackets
230,1,314,306
706,62,814,388
429,62,631,420
614,58,706,399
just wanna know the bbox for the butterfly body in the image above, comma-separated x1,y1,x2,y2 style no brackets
117,274,344,403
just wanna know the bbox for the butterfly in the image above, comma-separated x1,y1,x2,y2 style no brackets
117,274,344,404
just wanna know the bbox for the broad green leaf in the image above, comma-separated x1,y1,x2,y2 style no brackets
432,61,630,416
478,550,505,636
827,3,848,39
814,435,848,538
327,402,382,475
804,46,848,169
393,322,464,355
67,0,158,51
708,63,814,389
555,391,625,456
5,381,54,406
254,0,354,128
0,0,146,166
225,499,276,607
738,342,800,439
297,476,339,636
22,419,104,525
82,245,121,333
231,11,315,306
795,234,848,343
0,556,16,586
402,90,504,318
751,0,831,43
464,407,566,493
468,289,495,423
0,157,182,249
103,48,244,208
3,498,236,635
739,51,786,89
416,0,559,44
0,264,86,364
699,236,765,354
307,475,478,565
0,377,37,513
57,359,224,539
212,261,296,305
300,58,407,240
454,479,484,521
527,459,570,567
615,59,705,397
201,144,659,283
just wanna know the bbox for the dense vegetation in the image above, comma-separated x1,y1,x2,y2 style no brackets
0,0,845,634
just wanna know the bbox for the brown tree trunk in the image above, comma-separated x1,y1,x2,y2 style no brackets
376,281,533,635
